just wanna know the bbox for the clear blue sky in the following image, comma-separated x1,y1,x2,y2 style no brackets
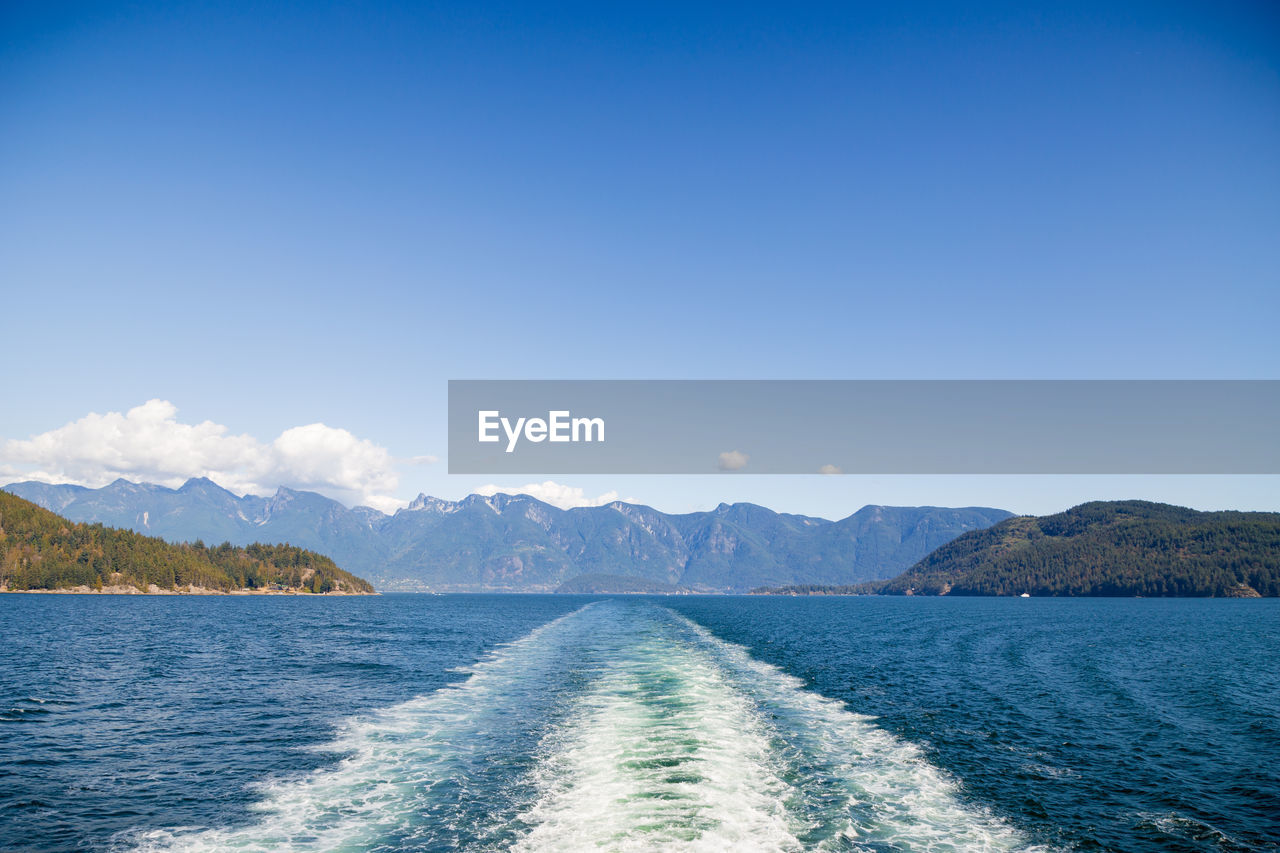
2,1,1277,516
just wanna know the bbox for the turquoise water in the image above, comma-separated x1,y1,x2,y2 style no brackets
0,595,1276,851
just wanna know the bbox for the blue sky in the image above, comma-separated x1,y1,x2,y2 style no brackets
2,1,1277,516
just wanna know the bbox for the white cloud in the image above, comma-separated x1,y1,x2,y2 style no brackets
717,450,749,471
405,454,439,465
268,423,397,498
475,480,622,510
360,493,412,514
819,463,843,475
1,399,415,509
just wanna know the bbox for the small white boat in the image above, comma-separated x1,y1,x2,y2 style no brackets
1020,592,1031,598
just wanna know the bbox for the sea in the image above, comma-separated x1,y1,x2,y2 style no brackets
0,594,1276,852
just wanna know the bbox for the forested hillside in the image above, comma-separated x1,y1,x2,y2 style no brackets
877,501,1280,597
0,492,374,593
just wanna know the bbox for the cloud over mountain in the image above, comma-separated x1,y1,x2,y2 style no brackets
475,480,622,510
1,400,411,511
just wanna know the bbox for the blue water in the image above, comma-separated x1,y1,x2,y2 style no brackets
0,595,1275,852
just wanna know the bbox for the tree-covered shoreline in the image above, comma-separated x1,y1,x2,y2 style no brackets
0,492,374,594
755,501,1280,598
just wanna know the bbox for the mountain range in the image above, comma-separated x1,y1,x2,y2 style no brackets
2,478,1012,592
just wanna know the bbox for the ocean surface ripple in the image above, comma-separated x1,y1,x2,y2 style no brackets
0,594,1275,852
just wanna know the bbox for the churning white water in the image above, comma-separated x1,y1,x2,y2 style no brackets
129,601,1046,853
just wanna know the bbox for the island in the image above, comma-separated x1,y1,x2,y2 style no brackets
754,501,1280,597
0,491,375,594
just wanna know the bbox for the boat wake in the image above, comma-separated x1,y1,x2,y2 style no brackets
129,600,1047,852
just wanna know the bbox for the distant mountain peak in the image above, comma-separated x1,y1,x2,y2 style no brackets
350,505,389,526
402,493,545,514
454,492,539,514
105,477,144,491
265,486,301,513
405,493,435,511
488,492,539,511
179,476,226,492
403,494,461,514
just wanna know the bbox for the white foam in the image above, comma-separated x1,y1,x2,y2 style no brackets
668,611,1052,852
125,605,598,852
125,601,1052,852
513,630,803,852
